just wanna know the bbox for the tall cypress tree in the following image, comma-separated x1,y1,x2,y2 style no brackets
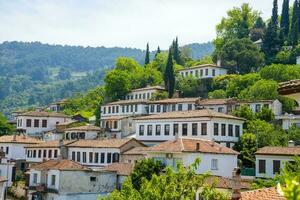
164,49,175,98
155,46,161,58
145,43,150,65
290,0,299,46
172,37,181,65
271,0,279,29
280,0,290,38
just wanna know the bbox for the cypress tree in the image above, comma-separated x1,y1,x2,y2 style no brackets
173,37,181,65
164,49,175,98
155,46,161,58
271,0,279,29
290,0,299,46
280,0,290,39
145,43,150,65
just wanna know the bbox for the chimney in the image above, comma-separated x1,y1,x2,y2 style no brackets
13,132,17,142
196,143,200,151
288,140,295,147
59,139,68,160
231,167,241,200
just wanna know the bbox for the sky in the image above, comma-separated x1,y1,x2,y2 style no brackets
0,0,284,50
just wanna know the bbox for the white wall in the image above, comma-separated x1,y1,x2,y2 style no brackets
47,170,60,190
101,103,148,117
65,130,98,140
26,148,60,163
0,143,28,160
0,161,15,187
125,89,160,100
179,66,227,79
148,103,195,115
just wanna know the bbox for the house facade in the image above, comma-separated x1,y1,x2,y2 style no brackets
64,125,101,140
178,64,227,79
134,109,244,147
124,85,165,100
147,138,239,177
255,145,300,178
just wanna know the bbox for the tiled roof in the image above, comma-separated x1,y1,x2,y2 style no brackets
147,138,239,155
278,79,300,95
122,147,149,155
30,159,89,171
0,135,42,144
18,111,70,118
179,64,223,71
196,98,234,105
66,138,141,148
101,116,132,120
131,86,165,92
150,98,199,104
134,109,245,121
105,99,149,105
205,176,251,189
64,125,101,132
256,146,300,156
25,140,76,148
105,163,133,176
241,187,286,200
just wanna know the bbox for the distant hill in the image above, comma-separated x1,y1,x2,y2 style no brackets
184,42,214,59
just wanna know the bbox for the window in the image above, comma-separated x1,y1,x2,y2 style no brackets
33,150,36,158
114,121,118,129
42,120,47,128
221,124,226,136
188,104,192,110
201,123,207,135
54,150,58,158
126,105,129,112
147,125,153,136
164,124,170,135
211,159,218,170
48,150,52,158
135,105,138,112
5,147,9,154
139,94,142,99
171,104,176,111
116,106,119,113
273,160,281,174
182,123,188,136
95,153,99,163
147,93,150,99
263,104,269,109
130,105,133,112
139,125,144,136
255,104,261,112
192,123,198,136
218,107,224,113
113,153,120,163
173,124,179,136
150,105,155,112
77,152,81,162
122,106,125,113
34,119,39,127
143,93,146,99
33,173,38,184
205,69,208,75
108,107,111,114
101,153,105,163
178,104,183,111
228,124,233,136
107,153,112,163
212,69,216,76
155,125,161,135
195,70,199,77
38,150,41,158
103,107,106,114
89,152,93,163
163,105,167,112
214,123,219,136
90,177,96,182
235,125,240,137
83,152,87,163
72,152,75,161
79,132,85,139
26,119,32,127
112,106,115,113
43,150,47,158
51,175,56,186
157,105,161,112
200,69,203,76
259,160,266,173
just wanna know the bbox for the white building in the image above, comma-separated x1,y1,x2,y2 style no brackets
255,145,300,178
0,177,7,200
147,138,239,177
27,159,117,200
64,125,101,140
134,109,244,147
237,99,282,116
148,98,198,114
45,99,67,113
178,64,227,79
16,111,72,137
0,158,15,188
276,113,300,130
124,85,165,100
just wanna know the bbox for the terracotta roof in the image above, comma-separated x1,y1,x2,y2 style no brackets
150,98,199,104
205,176,251,189
130,86,165,92
30,159,89,171
122,147,149,155
17,111,70,118
105,163,133,176
0,135,42,144
241,187,286,200
101,116,132,120
64,125,101,132
179,64,226,71
105,99,149,105
238,99,275,104
134,109,245,121
25,140,76,148
196,98,234,105
56,120,78,125
278,79,300,95
256,146,300,156
66,138,143,149
147,138,239,155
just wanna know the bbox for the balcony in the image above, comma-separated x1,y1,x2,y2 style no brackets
28,184,58,193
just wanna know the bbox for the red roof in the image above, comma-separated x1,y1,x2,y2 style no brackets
241,187,286,200
256,146,300,156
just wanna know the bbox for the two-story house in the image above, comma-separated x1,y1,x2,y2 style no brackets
148,98,198,114
64,125,101,140
134,109,245,147
178,64,228,79
124,85,165,100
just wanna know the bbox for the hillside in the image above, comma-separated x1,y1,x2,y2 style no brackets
0,41,213,115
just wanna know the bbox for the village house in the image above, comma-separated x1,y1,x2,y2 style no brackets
0,177,8,200
146,138,239,177
45,99,67,113
134,109,245,147
124,85,165,100
64,125,101,140
148,98,198,114
121,146,148,164
255,143,300,179
67,138,145,168
178,64,227,79
105,162,133,189
16,111,72,137
26,159,117,200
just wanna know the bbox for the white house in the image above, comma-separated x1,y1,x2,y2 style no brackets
134,109,245,147
45,99,67,113
124,85,165,100
0,177,7,200
195,99,236,114
16,111,72,137
178,64,227,79
64,125,101,140
27,159,117,200
237,99,282,116
146,138,239,177
276,113,300,130
255,144,300,178
148,98,198,114
0,158,15,188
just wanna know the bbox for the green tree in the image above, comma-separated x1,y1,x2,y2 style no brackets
176,76,199,97
172,37,182,65
255,107,275,122
164,49,175,98
287,125,300,145
208,89,227,99
130,159,165,190
0,113,14,136
259,64,300,82
235,133,257,168
250,16,266,42
57,68,71,80
115,57,141,72
219,38,264,74
145,43,150,66
289,0,299,46
155,46,161,58
280,0,290,41
233,105,255,129
150,91,168,101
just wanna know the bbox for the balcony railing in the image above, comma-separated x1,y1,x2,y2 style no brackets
28,184,59,193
